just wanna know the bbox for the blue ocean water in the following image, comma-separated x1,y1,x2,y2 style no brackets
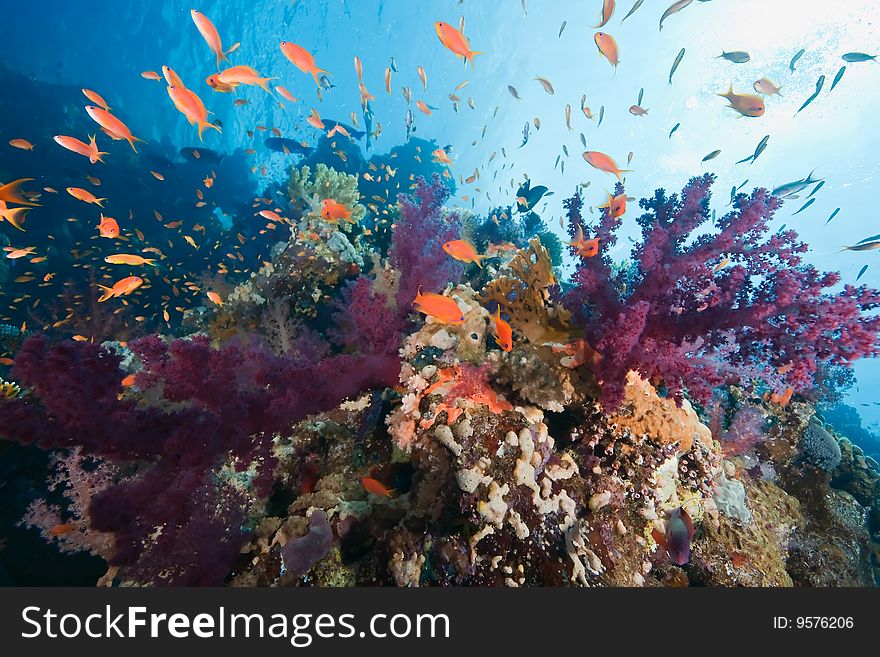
1,0,879,427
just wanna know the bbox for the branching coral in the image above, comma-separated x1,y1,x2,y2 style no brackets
389,174,463,309
288,163,366,226
562,174,880,410
0,335,399,584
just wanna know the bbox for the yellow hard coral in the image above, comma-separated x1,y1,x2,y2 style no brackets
480,236,572,345
287,163,366,227
0,377,21,399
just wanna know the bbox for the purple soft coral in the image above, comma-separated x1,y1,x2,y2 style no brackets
563,174,880,410
329,275,403,355
390,174,463,309
0,335,399,585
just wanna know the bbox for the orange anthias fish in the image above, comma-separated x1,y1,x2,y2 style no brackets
191,9,229,68
434,22,481,67
717,84,765,118
583,151,631,181
489,306,513,352
216,65,275,92
415,100,432,115
568,225,601,258
82,88,110,110
67,187,106,207
97,275,143,302
361,477,396,498
598,192,627,218
0,201,31,231
594,32,620,68
53,134,108,164
207,291,224,306
259,209,283,222
306,108,325,130
280,41,329,85
320,198,353,223
442,239,487,268
412,286,465,325
105,254,156,266
85,105,145,152
9,138,34,150
97,213,120,238
49,522,78,536
167,85,221,141
276,86,297,102
162,65,186,88
205,73,236,93
5,246,36,259
432,148,452,166
141,70,161,81
327,123,351,139
120,373,137,388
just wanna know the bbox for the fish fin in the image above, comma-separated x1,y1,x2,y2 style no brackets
311,67,329,86
197,121,222,141
96,285,114,302
257,77,277,93
2,207,29,231
466,51,482,68
0,178,38,206
651,528,667,550
96,198,108,207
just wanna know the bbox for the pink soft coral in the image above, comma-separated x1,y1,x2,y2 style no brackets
563,174,880,410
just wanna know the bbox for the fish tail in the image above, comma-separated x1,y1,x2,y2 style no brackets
3,207,30,231
144,259,157,267
126,135,146,153
215,50,230,70
96,198,108,208
96,285,114,302
311,67,328,86
197,121,222,141
257,77,277,92
466,51,482,68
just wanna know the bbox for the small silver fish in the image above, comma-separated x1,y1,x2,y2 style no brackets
660,0,693,31
558,21,566,37
669,48,685,85
842,52,877,63
508,85,521,100
718,51,750,64
830,66,846,92
792,198,814,215
622,0,645,23
669,122,680,139
702,149,721,163
807,180,825,198
535,76,555,95
789,48,805,72
519,121,530,148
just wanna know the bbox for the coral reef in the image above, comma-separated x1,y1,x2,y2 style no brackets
2,163,880,588
562,176,880,410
